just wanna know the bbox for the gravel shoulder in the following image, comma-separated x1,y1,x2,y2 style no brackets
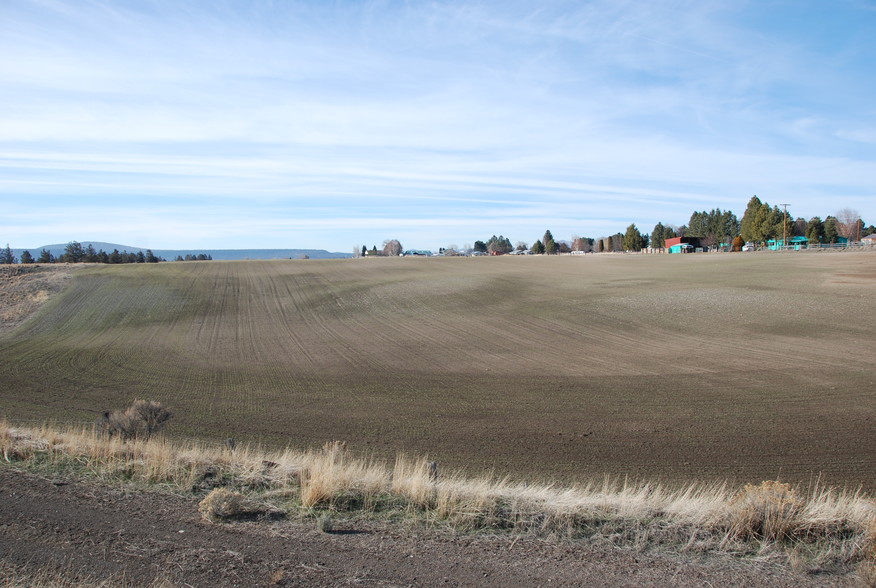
0,469,855,587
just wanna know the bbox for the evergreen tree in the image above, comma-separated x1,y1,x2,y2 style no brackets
20,250,34,264
531,240,545,254
84,244,98,263
542,230,558,254
473,240,487,253
622,224,645,252
361,245,367,257
717,209,740,246
60,241,84,263
37,249,54,263
739,196,763,243
793,217,807,237
824,217,839,243
1,244,16,264
687,212,708,238
806,217,824,244
486,235,512,254
650,222,666,250
750,203,773,244
687,209,739,247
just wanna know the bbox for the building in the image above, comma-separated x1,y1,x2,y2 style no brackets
767,236,810,250
664,236,702,253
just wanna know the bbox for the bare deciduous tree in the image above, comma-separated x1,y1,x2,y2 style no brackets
836,208,861,241
382,239,403,256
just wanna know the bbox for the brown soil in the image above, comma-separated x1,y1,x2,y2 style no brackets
0,469,854,587
2,257,875,490
0,265,78,334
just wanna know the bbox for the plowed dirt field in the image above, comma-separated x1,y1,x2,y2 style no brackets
1,252,874,489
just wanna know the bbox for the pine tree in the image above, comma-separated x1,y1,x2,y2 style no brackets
0,244,16,264
650,222,665,250
623,224,645,252
740,196,763,243
824,217,839,243
542,230,558,254
62,241,85,263
806,217,824,244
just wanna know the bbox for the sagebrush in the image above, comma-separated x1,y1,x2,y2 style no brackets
98,399,172,441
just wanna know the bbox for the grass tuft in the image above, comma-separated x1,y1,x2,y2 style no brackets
727,480,803,541
198,487,249,522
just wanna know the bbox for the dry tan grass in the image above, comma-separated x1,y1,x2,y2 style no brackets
3,422,875,567
0,561,174,588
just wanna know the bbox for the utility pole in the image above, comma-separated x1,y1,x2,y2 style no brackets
780,203,790,250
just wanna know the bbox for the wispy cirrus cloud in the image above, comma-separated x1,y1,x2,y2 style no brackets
1,0,874,250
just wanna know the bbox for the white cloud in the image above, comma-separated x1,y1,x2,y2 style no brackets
1,0,874,250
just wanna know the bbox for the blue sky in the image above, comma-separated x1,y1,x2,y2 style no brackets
2,0,874,251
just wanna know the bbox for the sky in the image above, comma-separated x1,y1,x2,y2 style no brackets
2,0,875,252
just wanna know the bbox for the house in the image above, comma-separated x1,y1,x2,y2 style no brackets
767,236,809,250
862,234,876,246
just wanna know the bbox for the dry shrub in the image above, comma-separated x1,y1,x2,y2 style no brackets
198,487,248,522
99,400,172,441
299,441,387,509
316,513,334,533
728,481,803,541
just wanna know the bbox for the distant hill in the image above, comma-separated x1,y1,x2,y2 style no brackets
10,242,352,261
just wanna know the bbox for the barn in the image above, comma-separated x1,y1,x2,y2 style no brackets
665,237,703,253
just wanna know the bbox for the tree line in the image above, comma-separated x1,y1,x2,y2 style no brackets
398,198,873,257
0,241,224,265
0,241,170,265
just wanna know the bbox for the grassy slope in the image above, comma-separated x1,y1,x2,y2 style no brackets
0,252,874,489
